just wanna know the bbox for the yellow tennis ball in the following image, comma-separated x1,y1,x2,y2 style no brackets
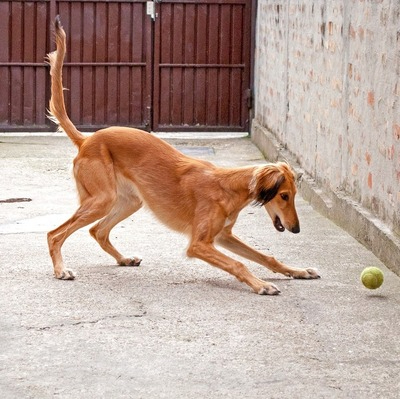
361,267,384,289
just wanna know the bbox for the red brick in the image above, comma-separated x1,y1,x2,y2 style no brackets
349,24,356,39
367,91,375,107
393,124,400,140
348,63,353,79
358,27,365,41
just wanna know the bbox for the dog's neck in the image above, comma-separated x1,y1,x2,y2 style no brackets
216,166,260,203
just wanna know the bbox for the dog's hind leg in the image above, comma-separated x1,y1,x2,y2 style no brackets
48,157,118,279
47,196,115,279
89,195,143,266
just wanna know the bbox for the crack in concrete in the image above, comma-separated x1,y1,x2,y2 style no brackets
24,311,147,331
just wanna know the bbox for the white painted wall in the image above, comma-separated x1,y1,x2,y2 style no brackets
253,0,400,234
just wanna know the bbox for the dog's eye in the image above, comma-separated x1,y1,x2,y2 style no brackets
280,193,289,201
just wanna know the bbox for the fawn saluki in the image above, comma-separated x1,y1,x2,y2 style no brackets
46,16,319,295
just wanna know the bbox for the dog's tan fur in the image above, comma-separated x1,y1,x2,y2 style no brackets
46,16,319,295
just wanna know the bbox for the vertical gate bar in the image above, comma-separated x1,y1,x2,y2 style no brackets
70,2,83,124
0,1,10,125
82,1,95,126
242,0,252,131
152,1,161,130
207,3,219,126
230,4,243,127
10,2,22,125
171,2,183,126
130,2,143,127
118,2,131,125
182,3,195,126
50,0,57,37
194,3,207,125
94,2,106,126
36,1,48,126
158,2,173,127
107,2,119,125
145,0,154,131
249,0,257,125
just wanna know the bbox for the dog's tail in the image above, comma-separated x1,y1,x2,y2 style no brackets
46,16,85,148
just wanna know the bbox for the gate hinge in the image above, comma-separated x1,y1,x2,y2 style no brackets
146,1,157,21
246,88,253,109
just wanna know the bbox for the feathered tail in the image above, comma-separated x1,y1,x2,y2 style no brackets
46,16,85,148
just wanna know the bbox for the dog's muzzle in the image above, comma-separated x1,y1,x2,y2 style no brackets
274,216,300,234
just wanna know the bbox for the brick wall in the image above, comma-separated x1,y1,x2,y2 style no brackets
254,0,400,235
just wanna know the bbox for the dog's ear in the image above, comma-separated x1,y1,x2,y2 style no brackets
252,167,285,206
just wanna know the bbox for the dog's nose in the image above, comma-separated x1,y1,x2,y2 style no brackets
291,224,300,234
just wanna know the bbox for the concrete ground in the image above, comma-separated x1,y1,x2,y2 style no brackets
0,134,399,399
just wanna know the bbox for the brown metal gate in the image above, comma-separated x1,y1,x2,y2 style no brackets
0,0,252,132
153,0,252,131
56,0,152,131
0,0,49,131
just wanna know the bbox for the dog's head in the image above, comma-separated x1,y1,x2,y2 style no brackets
251,162,300,234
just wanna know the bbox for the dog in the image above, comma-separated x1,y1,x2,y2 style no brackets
46,16,319,295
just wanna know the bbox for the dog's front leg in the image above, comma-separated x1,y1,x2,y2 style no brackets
216,230,320,279
187,240,280,295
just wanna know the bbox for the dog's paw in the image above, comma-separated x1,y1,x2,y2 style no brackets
118,257,142,267
292,268,320,279
257,283,281,295
56,269,76,280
